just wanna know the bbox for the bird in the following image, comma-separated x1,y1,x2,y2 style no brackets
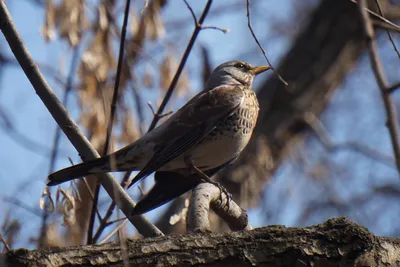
47,60,270,215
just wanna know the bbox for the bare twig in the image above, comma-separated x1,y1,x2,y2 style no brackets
357,0,400,174
387,81,400,93
2,197,41,217
147,0,214,131
374,0,400,59
115,208,129,267
87,0,132,245
38,46,81,248
187,183,252,232
183,0,229,34
98,219,128,244
300,183,400,224
349,0,400,33
147,102,173,119
246,0,288,86
0,234,10,252
92,173,131,243
303,112,394,168
0,0,162,238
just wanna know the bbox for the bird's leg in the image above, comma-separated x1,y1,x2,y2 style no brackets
184,155,232,208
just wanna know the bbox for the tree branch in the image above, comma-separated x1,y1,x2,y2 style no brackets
3,218,400,266
357,0,400,175
0,0,162,238
187,183,251,232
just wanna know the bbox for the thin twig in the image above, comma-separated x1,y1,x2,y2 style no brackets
349,0,400,33
147,0,214,131
0,0,162,238
246,0,288,86
2,197,41,217
183,0,229,34
387,81,400,93
98,219,128,244
92,170,131,243
117,209,129,267
0,234,10,252
87,0,132,245
357,0,400,175
374,0,400,59
303,112,394,168
66,158,102,221
38,45,81,248
147,102,173,119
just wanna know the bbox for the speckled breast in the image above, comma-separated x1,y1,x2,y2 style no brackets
188,89,259,170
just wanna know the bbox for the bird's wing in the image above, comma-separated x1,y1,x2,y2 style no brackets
127,84,245,188
131,155,239,215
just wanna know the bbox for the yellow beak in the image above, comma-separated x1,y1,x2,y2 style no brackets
252,65,271,75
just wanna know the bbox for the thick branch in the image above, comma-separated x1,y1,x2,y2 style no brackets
187,183,251,232
2,218,400,266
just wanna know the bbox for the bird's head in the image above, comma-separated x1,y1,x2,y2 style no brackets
205,60,270,90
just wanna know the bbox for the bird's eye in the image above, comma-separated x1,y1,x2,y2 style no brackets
234,63,246,69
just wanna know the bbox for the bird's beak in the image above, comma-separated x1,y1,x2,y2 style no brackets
252,65,271,75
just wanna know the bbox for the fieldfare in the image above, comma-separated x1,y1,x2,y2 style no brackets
47,60,270,214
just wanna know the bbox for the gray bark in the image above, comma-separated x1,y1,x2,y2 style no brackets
2,218,400,267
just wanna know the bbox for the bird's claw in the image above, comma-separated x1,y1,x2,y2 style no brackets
209,181,231,209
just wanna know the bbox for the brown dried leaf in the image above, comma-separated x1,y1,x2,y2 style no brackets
143,65,153,88
130,9,139,36
1,212,21,250
41,0,56,42
159,54,174,90
40,187,55,213
79,28,114,84
159,53,189,97
55,0,87,46
56,188,76,226
118,111,139,144
145,0,165,41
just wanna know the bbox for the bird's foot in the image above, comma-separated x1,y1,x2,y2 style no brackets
207,181,232,209
184,155,231,208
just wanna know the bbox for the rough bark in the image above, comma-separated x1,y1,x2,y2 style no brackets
2,218,400,267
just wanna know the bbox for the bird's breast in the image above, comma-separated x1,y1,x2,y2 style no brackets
185,91,259,169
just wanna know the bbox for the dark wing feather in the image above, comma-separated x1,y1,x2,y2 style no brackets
131,155,239,215
127,85,245,188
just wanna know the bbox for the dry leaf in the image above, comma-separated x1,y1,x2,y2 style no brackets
143,65,153,88
56,188,76,226
55,0,87,46
159,54,174,90
145,0,165,41
41,0,56,42
118,111,139,144
159,53,189,97
169,198,189,225
40,187,55,213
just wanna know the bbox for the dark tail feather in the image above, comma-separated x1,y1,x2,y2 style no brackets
131,171,199,216
47,156,116,186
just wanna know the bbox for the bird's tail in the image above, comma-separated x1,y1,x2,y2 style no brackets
47,155,128,186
